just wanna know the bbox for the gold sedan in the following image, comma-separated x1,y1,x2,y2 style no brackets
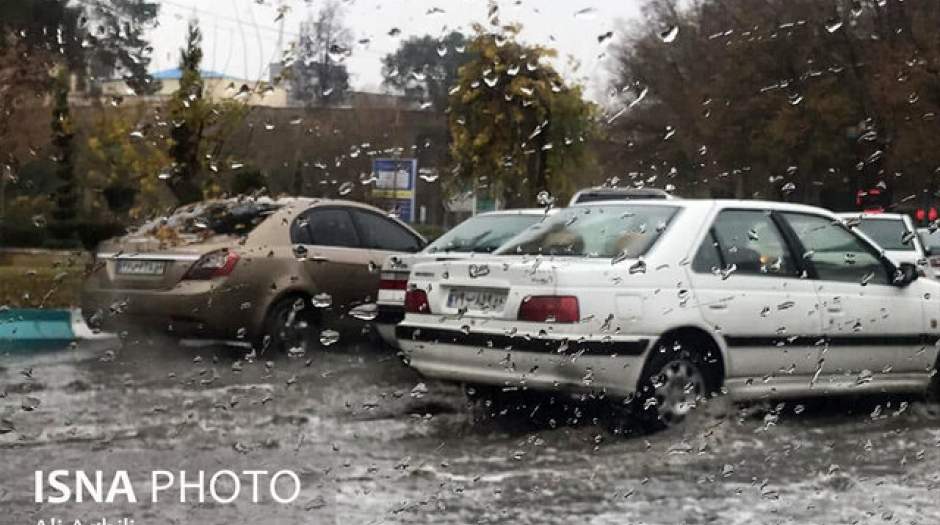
81,197,425,354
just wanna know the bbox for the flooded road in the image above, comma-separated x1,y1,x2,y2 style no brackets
2,333,939,525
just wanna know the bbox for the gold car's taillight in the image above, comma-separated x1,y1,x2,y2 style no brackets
183,249,240,280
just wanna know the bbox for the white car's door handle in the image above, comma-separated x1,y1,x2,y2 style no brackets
827,307,842,314
708,303,728,310
309,255,330,263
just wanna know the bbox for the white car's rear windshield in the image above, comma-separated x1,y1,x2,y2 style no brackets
855,218,915,252
496,205,678,258
425,214,546,254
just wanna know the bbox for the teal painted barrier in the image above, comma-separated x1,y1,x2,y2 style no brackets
0,308,76,352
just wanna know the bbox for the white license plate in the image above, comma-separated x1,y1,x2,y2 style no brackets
116,259,166,276
447,288,508,313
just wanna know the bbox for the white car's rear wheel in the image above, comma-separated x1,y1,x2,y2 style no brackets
631,336,721,431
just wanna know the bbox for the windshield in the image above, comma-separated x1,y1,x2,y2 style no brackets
497,205,678,257
425,213,545,254
854,218,914,252
920,229,940,253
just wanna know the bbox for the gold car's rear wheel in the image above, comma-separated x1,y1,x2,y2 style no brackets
259,296,318,356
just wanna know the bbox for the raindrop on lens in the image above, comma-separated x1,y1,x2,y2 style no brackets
312,293,332,308
319,329,340,346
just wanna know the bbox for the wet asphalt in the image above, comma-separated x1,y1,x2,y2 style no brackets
1,329,939,525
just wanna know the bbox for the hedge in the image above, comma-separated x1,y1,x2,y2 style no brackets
0,221,126,251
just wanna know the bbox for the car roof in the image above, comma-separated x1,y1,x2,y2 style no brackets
474,208,557,217
568,198,838,217
835,212,908,221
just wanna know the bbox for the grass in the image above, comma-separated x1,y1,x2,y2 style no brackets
0,250,90,309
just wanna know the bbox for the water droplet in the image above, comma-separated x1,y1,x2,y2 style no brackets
21,396,40,412
825,19,844,33
628,260,647,274
319,329,340,346
349,304,378,321
312,293,332,308
574,7,597,19
338,181,355,196
660,25,679,43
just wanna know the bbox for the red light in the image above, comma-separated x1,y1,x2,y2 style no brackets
917,209,926,222
380,279,408,290
183,250,240,280
518,296,579,323
930,208,938,222
404,289,430,313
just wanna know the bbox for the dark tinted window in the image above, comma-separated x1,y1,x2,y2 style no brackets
784,213,890,285
292,208,360,248
852,218,914,252
711,210,798,277
692,230,723,273
351,210,422,252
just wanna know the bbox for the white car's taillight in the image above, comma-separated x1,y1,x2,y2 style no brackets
183,249,240,280
518,296,580,323
404,288,430,313
379,271,408,290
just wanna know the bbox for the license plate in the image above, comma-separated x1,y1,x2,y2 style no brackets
447,288,508,313
116,259,166,276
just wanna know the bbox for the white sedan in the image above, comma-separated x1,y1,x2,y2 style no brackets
373,209,552,347
397,200,940,428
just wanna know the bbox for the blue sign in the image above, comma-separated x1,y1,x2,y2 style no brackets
371,159,417,222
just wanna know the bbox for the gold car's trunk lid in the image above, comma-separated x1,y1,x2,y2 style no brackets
95,236,233,290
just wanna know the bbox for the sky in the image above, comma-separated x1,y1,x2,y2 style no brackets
146,0,645,102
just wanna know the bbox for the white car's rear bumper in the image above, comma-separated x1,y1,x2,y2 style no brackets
396,322,654,398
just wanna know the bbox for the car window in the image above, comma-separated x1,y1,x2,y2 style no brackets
425,214,544,254
851,218,915,252
497,205,678,258
920,229,940,254
692,230,724,273
295,208,360,248
709,210,798,277
784,213,890,285
350,209,422,252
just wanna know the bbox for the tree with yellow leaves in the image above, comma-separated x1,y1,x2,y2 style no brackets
447,24,597,207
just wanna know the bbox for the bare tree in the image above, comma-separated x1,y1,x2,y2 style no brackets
289,0,352,107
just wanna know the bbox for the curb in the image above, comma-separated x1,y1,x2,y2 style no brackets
0,308,116,352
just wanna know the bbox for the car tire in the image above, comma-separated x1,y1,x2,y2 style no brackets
258,295,318,357
630,335,721,431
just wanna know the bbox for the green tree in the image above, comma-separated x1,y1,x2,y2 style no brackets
448,25,597,207
382,31,473,110
82,108,171,218
50,69,77,224
167,20,209,205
